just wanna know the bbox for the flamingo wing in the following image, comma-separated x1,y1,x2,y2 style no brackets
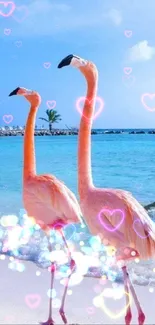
28,174,83,224
97,188,155,240
117,190,155,239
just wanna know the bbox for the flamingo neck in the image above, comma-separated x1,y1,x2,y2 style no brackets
23,104,38,180
78,74,98,199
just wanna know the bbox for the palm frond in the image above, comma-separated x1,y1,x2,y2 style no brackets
39,117,49,122
41,109,62,125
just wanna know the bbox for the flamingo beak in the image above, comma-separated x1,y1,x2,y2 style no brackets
58,54,88,69
9,87,21,96
57,54,74,68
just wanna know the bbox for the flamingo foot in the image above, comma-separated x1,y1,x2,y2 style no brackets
125,311,132,325
138,312,145,325
59,308,68,324
39,318,55,325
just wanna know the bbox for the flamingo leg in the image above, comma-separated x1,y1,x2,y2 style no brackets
40,243,55,325
58,229,76,324
123,266,145,325
122,266,132,325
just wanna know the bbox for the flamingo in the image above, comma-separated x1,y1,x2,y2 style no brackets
9,87,82,325
58,55,155,325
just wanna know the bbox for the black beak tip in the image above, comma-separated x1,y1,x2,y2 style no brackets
9,87,20,97
57,54,74,69
57,62,63,69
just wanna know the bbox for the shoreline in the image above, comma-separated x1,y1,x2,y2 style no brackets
1,129,155,136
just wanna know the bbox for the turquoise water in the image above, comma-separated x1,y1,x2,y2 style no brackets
1,133,155,285
0,133,155,215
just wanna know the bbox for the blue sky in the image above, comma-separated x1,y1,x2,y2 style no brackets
0,0,155,128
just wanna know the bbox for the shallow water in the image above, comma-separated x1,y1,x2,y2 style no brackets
0,134,155,286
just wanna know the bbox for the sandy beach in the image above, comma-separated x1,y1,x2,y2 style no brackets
0,257,154,325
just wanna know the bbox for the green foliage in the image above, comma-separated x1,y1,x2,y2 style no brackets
39,109,62,130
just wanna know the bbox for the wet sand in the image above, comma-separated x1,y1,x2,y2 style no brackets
0,258,154,324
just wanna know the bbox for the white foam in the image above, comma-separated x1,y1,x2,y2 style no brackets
0,211,155,287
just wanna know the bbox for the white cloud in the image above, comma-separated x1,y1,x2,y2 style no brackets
104,9,122,26
128,41,155,62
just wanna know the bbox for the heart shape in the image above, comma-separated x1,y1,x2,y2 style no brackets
4,28,11,35
94,290,132,319
3,114,13,124
43,62,51,69
76,96,104,121
64,223,76,241
46,100,56,109
12,5,29,23
98,208,125,232
124,30,132,38
25,294,41,309
15,40,22,47
133,219,150,239
0,1,15,17
123,67,132,75
122,75,135,88
141,93,155,112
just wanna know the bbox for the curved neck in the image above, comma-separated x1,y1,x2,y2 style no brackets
23,104,38,180
78,73,98,199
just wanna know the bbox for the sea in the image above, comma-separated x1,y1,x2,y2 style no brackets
0,130,155,288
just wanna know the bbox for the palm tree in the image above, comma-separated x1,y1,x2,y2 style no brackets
39,109,62,131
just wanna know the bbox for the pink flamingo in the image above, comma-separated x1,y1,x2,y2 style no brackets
9,87,82,325
58,55,155,325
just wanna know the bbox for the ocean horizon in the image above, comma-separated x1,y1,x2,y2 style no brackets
2,127,155,130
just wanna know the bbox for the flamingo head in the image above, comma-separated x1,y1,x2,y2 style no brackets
58,54,98,80
9,87,41,106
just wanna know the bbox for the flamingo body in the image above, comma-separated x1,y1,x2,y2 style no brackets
58,54,155,324
80,187,155,260
9,86,82,325
23,174,82,229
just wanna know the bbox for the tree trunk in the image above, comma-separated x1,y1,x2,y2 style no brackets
49,123,52,132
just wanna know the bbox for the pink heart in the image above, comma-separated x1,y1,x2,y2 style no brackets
43,62,51,69
122,75,135,88
124,30,132,38
4,28,11,35
123,67,132,75
25,294,41,309
15,40,22,47
46,100,56,109
98,208,125,232
3,114,13,124
76,96,104,120
0,1,15,17
12,5,28,23
141,93,155,112
133,219,150,239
